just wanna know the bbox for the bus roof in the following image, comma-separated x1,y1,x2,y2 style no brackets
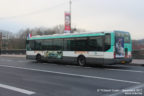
28,30,128,40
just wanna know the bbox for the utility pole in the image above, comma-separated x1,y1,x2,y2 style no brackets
0,32,2,54
7,32,8,49
69,0,72,33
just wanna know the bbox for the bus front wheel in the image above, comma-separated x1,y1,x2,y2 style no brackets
77,56,86,66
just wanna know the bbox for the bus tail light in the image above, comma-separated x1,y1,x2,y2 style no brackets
125,48,128,58
114,51,116,59
125,52,128,58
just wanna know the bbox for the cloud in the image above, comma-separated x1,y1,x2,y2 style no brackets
0,0,144,39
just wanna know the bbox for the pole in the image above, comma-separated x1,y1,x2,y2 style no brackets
7,32,8,49
69,0,72,33
0,32,2,55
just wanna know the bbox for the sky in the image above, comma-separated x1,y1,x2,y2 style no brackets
0,0,144,39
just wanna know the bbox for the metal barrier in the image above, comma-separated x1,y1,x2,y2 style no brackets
1,49,26,55
132,50,144,59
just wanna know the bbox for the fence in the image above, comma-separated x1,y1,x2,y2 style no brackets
132,50,144,59
0,49,26,55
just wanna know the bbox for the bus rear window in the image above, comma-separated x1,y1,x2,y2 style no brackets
116,32,130,43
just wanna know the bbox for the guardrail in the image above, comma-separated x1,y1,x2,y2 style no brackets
132,50,144,59
0,49,26,55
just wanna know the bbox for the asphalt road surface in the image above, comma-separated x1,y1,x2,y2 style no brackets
0,56,144,96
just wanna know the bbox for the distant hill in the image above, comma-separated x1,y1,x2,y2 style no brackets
0,29,10,33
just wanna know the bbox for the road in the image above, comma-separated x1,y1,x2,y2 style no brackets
0,56,143,96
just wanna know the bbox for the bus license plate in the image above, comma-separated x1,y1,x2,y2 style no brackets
121,61,126,64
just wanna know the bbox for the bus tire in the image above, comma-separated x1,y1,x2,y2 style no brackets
36,54,41,62
77,56,86,66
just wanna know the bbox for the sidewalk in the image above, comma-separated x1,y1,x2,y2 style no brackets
131,59,144,66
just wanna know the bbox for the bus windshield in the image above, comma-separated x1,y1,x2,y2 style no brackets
115,32,130,43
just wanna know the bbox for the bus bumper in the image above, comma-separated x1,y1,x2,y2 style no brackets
104,58,132,65
114,58,132,64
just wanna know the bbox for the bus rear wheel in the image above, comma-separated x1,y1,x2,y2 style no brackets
77,56,86,66
36,54,41,62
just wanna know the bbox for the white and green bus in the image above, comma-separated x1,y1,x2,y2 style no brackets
26,30,132,66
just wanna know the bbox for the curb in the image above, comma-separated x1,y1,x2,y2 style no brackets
129,63,144,66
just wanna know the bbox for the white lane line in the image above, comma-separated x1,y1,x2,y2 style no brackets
106,68,144,73
62,64,144,73
0,65,141,84
0,83,35,95
83,67,92,69
6,60,13,62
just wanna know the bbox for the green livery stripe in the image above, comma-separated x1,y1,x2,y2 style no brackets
106,47,113,52
111,32,115,46
28,33,104,40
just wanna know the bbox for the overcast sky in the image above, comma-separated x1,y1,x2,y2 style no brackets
0,0,144,39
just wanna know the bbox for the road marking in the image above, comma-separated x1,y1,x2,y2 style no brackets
66,65,144,73
58,64,144,73
0,65,141,84
107,83,144,96
6,60,13,62
17,61,24,62
106,68,144,73
65,65,81,68
0,83,35,95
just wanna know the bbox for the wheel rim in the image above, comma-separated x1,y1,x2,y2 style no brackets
78,57,85,66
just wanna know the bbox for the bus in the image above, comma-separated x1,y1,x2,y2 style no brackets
26,30,132,66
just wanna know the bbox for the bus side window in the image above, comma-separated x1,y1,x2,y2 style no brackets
88,36,103,51
29,40,35,50
26,40,31,51
53,39,63,50
64,38,73,51
71,37,88,51
41,40,53,50
63,38,87,51
35,40,42,50
104,34,111,51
